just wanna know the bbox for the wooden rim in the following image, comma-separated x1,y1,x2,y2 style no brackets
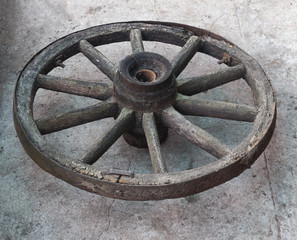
13,21,276,200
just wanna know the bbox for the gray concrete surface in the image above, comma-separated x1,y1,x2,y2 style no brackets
1,0,296,239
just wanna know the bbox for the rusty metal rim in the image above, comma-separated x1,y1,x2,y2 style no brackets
13,21,276,200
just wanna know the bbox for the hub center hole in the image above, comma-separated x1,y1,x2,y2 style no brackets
135,69,156,82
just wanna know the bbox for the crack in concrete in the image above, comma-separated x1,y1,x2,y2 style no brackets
127,154,132,171
209,14,225,29
152,0,161,20
98,199,115,240
264,151,282,240
233,0,243,38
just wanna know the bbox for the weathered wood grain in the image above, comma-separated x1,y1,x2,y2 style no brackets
36,74,113,100
162,106,231,158
130,29,144,54
81,108,134,165
79,39,118,82
36,99,118,134
177,64,246,95
171,35,202,77
174,94,257,122
142,112,167,173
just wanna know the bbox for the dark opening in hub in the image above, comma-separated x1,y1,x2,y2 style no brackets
135,69,157,82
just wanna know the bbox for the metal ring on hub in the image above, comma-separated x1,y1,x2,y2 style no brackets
13,22,276,200
135,69,156,82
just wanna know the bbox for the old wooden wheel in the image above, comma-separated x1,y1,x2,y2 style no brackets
13,22,276,200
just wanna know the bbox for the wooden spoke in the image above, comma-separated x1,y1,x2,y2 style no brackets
36,99,118,134
36,74,113,100
81,108,135,165
171,36,202,77
79,39,118,82
162,107,231,158
174,94,257,122
130,29,144,54
142,113,167,173
177,64,246,95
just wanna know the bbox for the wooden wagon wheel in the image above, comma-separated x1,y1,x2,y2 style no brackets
13,22,276,200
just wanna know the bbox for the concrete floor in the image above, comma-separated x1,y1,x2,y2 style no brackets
1,0,296,239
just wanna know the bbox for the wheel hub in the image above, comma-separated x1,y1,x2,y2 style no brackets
115,52,176,112
115,52,176,147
